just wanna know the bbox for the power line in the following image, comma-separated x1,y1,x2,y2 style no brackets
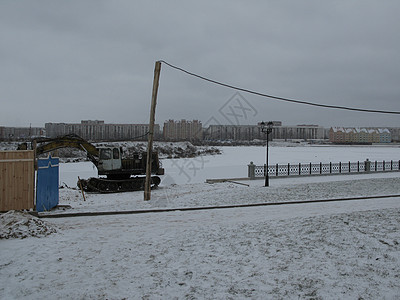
159,60,400,115
131,132,149,140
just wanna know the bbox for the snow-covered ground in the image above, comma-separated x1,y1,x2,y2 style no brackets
1,145,400,299
1,198,400,299
50,172,400,213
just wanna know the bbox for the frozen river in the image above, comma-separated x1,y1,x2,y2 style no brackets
59,144,400,187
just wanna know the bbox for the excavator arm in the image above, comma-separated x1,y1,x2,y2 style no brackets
32,134,100,166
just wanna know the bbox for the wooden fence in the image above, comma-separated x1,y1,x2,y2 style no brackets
248,159,400,179
0,151,35,211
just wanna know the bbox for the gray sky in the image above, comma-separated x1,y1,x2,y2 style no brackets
1,0,399,128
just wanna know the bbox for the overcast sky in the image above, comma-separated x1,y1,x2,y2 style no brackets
1,1,399,128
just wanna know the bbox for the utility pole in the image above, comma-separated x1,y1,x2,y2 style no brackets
144,61,162,201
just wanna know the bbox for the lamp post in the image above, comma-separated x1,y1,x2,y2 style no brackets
260,121,273,187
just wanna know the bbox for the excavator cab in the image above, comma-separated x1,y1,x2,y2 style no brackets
97,147,122,172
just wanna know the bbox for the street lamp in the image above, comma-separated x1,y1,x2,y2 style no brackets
260,121,273,187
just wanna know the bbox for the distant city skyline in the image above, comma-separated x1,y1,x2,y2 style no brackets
2,119,399,142
1,117,399,129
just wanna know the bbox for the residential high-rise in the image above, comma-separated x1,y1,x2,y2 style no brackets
45,121,161,141
163,120,203,141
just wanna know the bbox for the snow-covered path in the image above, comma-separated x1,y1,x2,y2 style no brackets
51,172,400,214
1,197,400,299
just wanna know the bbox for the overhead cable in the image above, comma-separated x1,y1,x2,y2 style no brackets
159,60,400,115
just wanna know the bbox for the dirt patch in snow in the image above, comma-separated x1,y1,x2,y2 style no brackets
0,210,58,239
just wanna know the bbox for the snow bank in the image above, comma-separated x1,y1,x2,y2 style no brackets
0,210,57,239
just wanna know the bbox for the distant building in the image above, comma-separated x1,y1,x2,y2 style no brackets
205,125,261,141
163,120,203,141
45,121,161,141
378,128,391,143
329,127,391,144
205,123,324,141
0,126,45,141
388,128,400,142
272,124,324,141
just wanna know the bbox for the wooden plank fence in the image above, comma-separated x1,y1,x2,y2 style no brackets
0,151,35,211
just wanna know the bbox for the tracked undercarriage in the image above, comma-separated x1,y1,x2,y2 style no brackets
78,176,161,193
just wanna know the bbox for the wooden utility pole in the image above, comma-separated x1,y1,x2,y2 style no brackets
144,61,162,200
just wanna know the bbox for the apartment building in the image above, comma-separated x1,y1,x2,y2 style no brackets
45,121,161,141
0,126,45,140
163,120,203,141
205,123,324,141
329,127,391,144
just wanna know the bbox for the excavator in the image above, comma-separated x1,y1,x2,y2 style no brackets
18,134,164,193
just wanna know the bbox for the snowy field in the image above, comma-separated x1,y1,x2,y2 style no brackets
1,145,400,299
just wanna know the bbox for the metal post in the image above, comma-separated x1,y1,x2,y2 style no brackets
365,159,371,172
260,121,273,187
144,61,162,201
248,161,255,180
263,164,266,181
